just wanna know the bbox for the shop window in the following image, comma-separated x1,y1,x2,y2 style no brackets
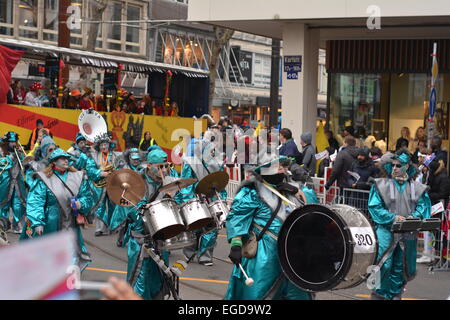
329,73,386,141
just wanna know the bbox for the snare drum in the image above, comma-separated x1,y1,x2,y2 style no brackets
208,200,229,227
277,204,378,292
156,231,197,251
179,198,214,231
142,198,185,240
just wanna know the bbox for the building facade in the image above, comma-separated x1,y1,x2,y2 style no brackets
187,0,450,154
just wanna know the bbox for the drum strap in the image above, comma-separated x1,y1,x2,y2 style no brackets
253,223,278,241
256,197,282,242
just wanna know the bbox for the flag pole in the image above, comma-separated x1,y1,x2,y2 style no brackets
428,42,438,149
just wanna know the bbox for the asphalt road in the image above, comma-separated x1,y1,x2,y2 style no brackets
6,224,450,301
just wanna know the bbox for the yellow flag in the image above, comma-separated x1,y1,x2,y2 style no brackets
315,122,330,174
254,121,263,137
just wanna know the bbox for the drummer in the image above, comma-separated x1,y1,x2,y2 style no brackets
110,147,144,247
225,154,313,300
122,147,179,300
175,137,227,266
368,148,431,300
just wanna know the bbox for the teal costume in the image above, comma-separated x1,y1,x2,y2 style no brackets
110,148,144,247
368,150,431,300
89,138,121,235
225,156,314,300
0,132,27,231
20,149,94,270
119,149,179,300
176,138,227,265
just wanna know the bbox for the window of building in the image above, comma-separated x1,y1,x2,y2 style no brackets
70,0,83,47
43,0,58,42
0,0,14,36
105,1,122,51
19,0,38,39
254,53,271,88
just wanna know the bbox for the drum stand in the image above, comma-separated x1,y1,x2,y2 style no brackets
143,243,181,300
184,190,227,265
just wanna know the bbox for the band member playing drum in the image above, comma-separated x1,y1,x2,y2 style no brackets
110,148,144,247
368,148,431,300
0,132,27,234
225,155,314,300
123,147,179,300
20,148,94,271
176,137,227,266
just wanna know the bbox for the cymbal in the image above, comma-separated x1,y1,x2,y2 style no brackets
195,171,229,197
106,169,146,207
158,178,198,194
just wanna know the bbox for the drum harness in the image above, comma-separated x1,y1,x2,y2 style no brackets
129,187,182,300
252,179,307,300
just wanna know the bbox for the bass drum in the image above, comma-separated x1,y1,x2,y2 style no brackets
277,204,378,292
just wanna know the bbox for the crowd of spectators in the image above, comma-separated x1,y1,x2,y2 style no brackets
6,80,180,116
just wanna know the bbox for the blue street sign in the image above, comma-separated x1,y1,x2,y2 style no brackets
284,55,302,80
429,87,437,119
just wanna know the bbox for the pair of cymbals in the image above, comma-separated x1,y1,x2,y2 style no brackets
107,169,199,206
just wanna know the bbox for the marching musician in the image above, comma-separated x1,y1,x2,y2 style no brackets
110,147,144,247
0,132,27,234
20,148,94,271
122,147,179,300
368,148,431,300
67,133,92,159
176,136,227,267
89,133,120,237
25,135,57,188
225,154,314,300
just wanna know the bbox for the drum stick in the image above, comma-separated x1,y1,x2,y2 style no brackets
238,263,254,286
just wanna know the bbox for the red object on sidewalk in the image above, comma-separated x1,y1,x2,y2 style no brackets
0,45,24,104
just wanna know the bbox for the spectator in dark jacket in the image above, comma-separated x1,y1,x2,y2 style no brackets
349,147,380,190
426,159,450,206
325,130,340,154
279,128,302,164
431,136,448,167
300,131,316,176
395,137,409,152
325,136,359,189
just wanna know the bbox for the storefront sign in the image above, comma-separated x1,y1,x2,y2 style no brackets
284,55,302,80
229,46,253,84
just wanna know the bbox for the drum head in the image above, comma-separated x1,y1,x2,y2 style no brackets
277,204,353,292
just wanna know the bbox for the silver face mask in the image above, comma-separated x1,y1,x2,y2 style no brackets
392,161,409,184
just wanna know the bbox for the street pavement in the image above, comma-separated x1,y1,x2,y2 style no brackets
6,225,450,300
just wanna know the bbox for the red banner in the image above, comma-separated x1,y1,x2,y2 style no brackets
0,45,24,104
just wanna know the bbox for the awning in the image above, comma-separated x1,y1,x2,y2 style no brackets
0,37,209,78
